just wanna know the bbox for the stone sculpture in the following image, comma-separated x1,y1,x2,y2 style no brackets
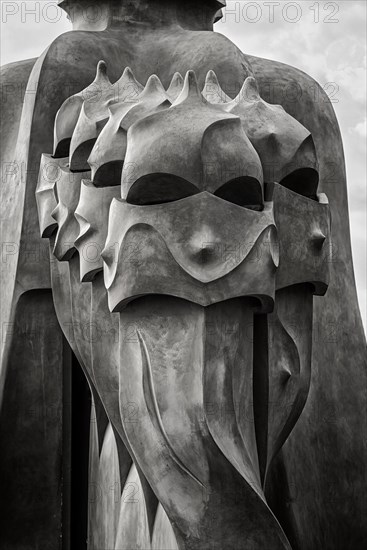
0,1,366,549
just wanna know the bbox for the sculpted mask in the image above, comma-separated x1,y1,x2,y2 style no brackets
36,62,331,549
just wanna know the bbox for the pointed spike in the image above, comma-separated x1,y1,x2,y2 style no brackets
114,66,144,101
238,76,260,103
141,74,166,97
224,76,260,112
166,72,184,100
206,69,219,83
186,70,199,90
202,70,231,104
119,66,143,88
122,66,135,79
94,60,111,83
89,60,113,94
173,70,205,106
97,60,107,75
169,72,184,87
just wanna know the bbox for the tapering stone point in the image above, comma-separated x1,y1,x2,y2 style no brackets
202,69,231,103
115,66,143,90
166,72,184,100
205,69,218,83
173,70,205,106
169,72,184,86
237,76,261,103
121,66,135,79
141,74,166,97
96,60,110,81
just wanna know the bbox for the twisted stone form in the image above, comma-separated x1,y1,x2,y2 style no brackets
34,64,332,549
1,3,366,549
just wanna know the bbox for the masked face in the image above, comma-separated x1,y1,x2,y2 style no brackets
50,165,90,261
39,64,331,550
36,154,68,238
74,180,120,282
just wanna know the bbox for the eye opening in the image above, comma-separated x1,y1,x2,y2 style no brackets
70,139,96,172
214,176,264,210
92,160,124,187
53,138,71,159
279,167,319,200
126,173,200,205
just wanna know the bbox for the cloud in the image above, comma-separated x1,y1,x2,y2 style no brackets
353,118,367,139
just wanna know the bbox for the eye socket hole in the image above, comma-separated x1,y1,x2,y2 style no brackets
53,138,71,159
70,139,96,172
93,161,124,187
126,174,200,205
214,177,264,210
280,168,319,200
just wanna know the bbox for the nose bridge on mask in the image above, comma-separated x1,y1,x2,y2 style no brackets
102,192,278,312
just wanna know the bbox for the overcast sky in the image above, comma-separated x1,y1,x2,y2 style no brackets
1,0,366,329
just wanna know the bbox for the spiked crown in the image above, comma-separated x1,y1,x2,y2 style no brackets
53,61,318,206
